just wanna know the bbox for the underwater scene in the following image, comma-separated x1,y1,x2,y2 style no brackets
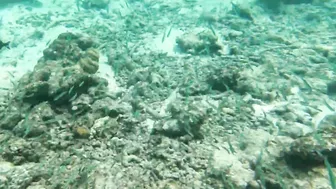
0,0,335,188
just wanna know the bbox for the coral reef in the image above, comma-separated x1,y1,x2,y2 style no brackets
12,32,104,106
0,32,108,153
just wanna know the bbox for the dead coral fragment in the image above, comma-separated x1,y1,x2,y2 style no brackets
176,29,224,55
73,126,90,138
152,101,207,140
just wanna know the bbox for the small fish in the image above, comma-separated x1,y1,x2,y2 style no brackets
323,99,335,112
79,81,85,87
69,93,77,102
300,77,312,93
68,86,75,94
161,27,167,43
53,91,67,101
324,157,336,189
167,25,173,38
228,139,236,154
0,40,10,50
208,24,216,36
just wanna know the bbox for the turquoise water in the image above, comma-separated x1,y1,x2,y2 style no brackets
0,0,335,188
